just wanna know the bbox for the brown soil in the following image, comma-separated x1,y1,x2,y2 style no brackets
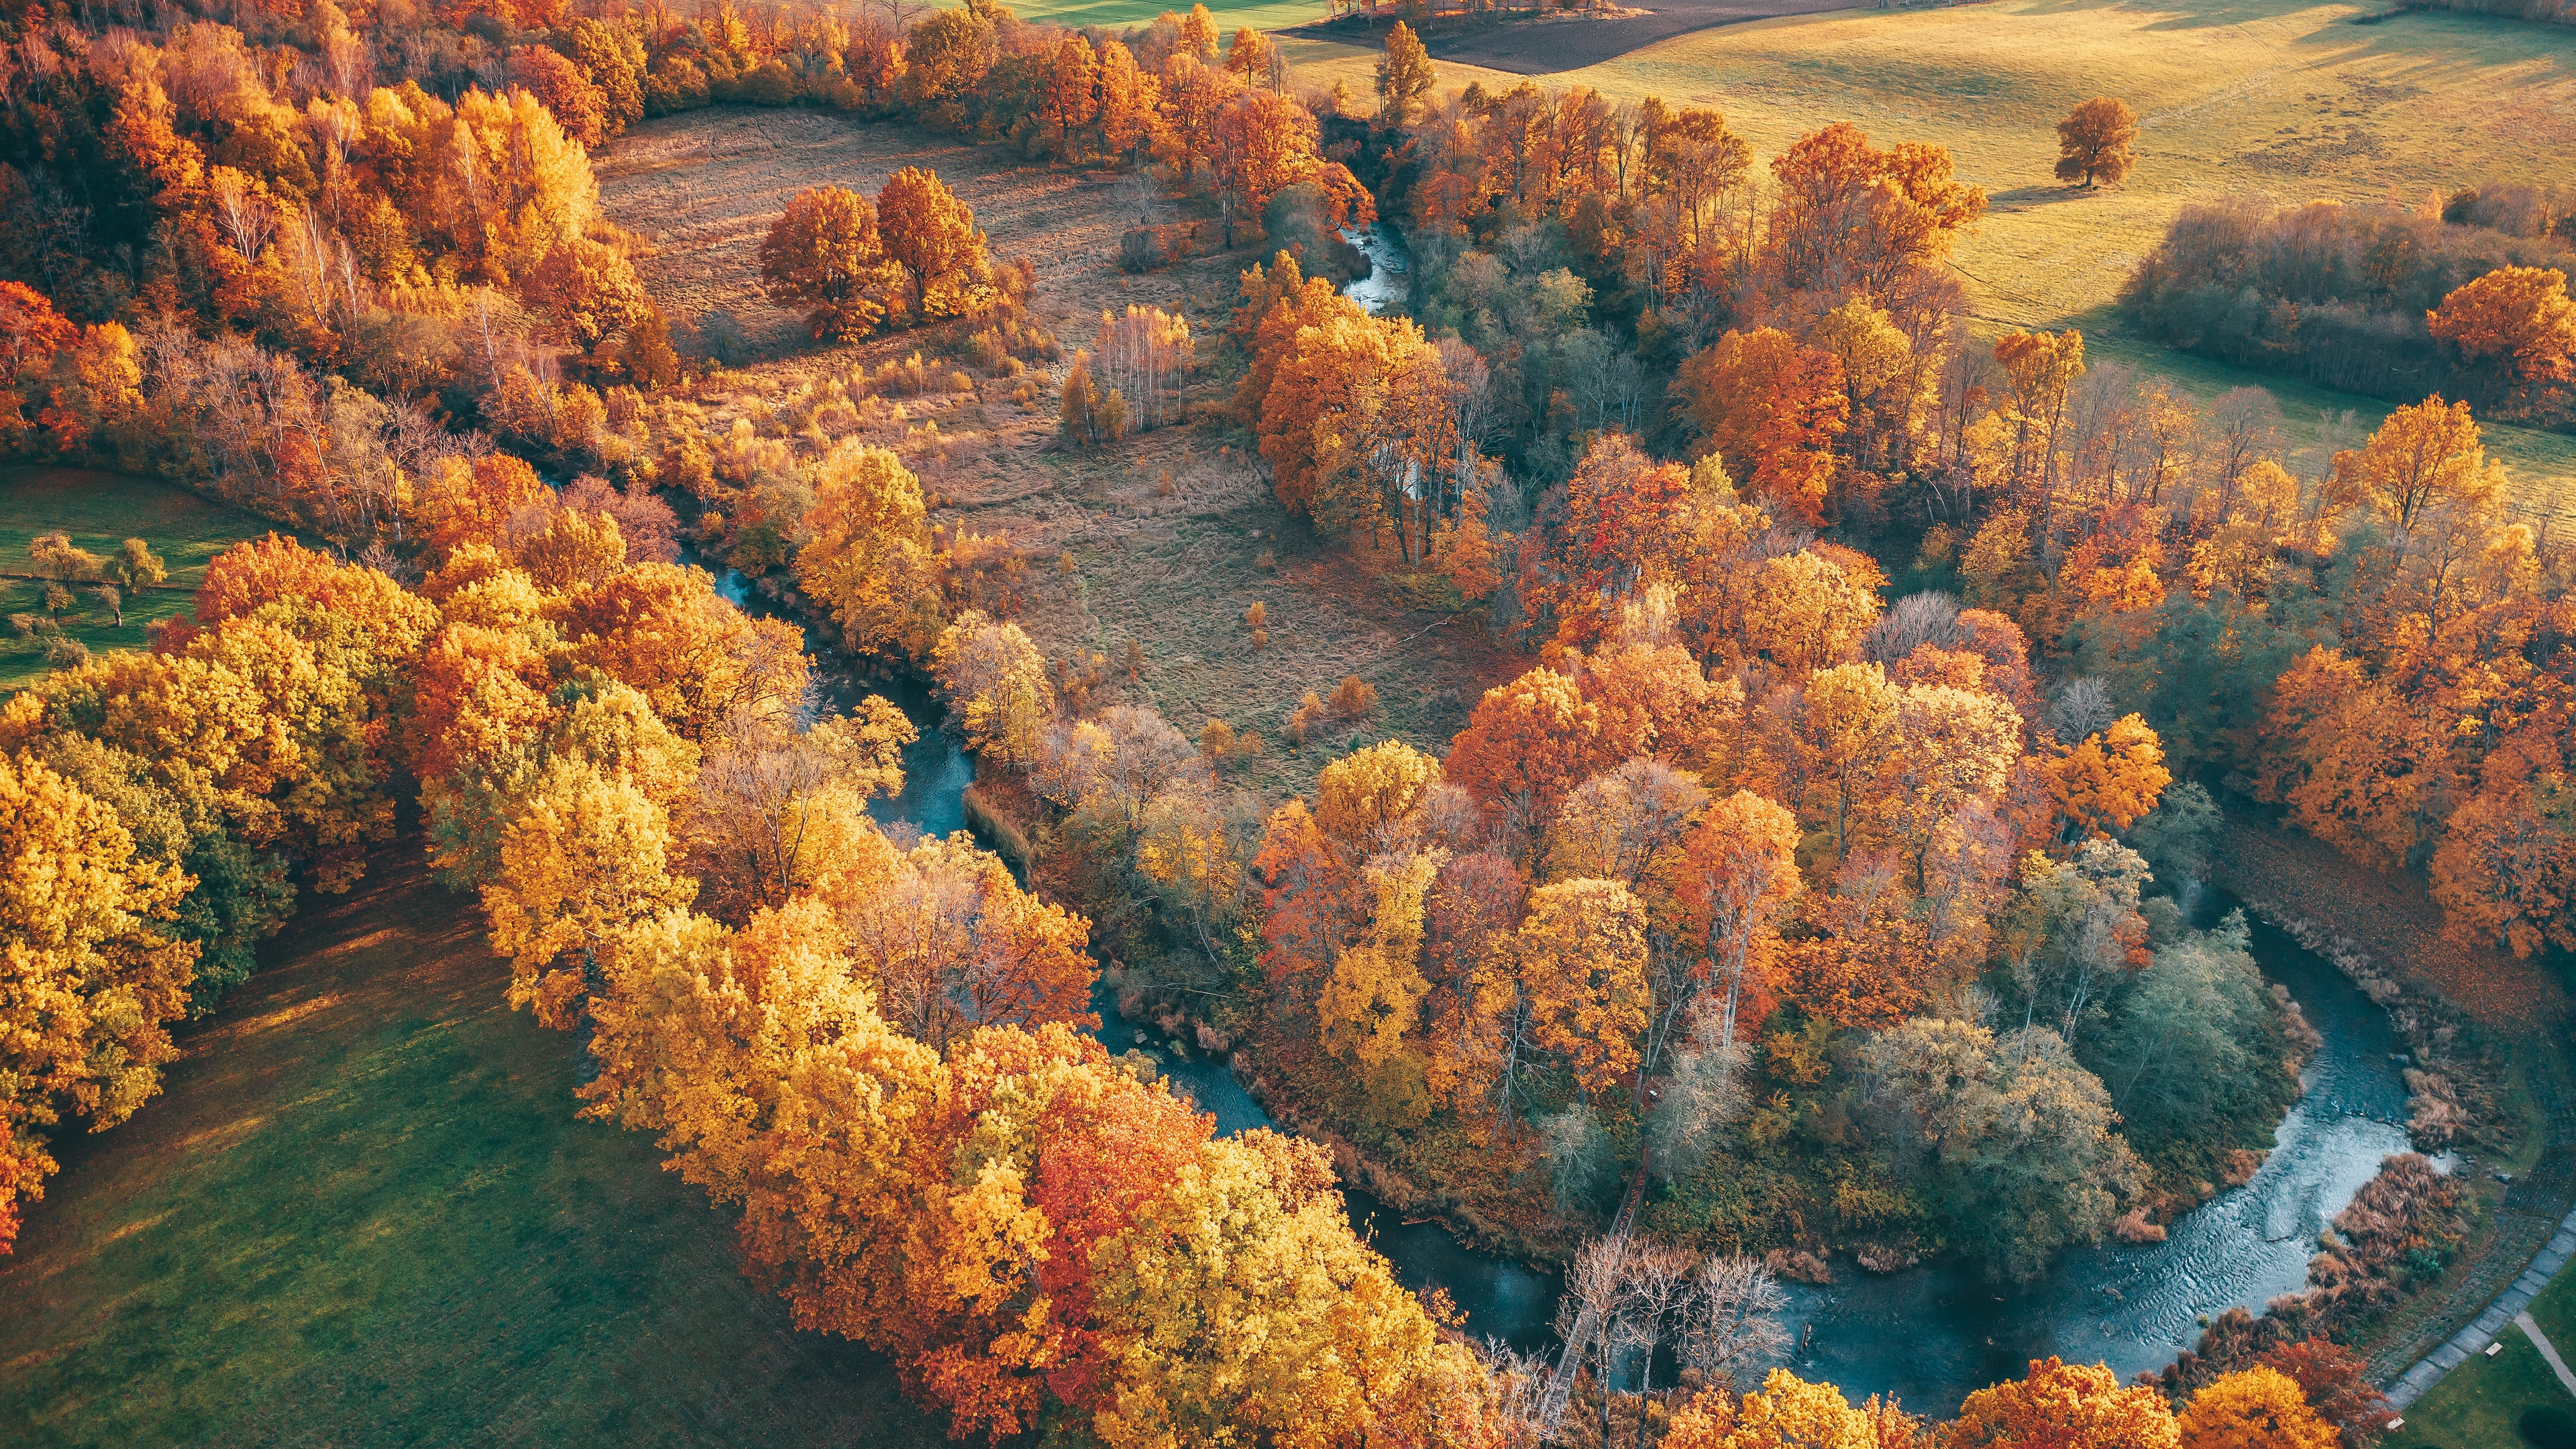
596,109,1527,794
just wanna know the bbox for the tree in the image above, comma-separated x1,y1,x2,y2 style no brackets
1872,1021,2143,1279
2325,396,2504,531
1041,34,1101,156
2255,1338,2391,1446
1375,22,1434,126
2427,265,2576,392
1948,1356,2179,1448
2178,1367,2339,1449
482,760,698,1028
1680,1257,1791,1393
795,441,945,663
1509,877,1651,1099
1314,740,1442,857
877,166,993,322
1059,350,1127,449
1443,667,1613,861
103,538,168,592
1224,28,1274,85
1675,328,1849,525
1668,790,1803,1087
558,562,812,743
931,610,1054,766
1318,849,1442,1068
509,44,608,144
759,186,900,341
0,754,200,1254
2047,713,2171,839
2055,97,2139,188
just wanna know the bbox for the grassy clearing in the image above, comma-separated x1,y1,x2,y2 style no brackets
1274,0,2576,515
0,466,286,689
0,840,938,1449
2385,1326,2567,1449
598,111,1528,796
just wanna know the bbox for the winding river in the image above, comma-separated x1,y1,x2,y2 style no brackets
714,399,2422,1411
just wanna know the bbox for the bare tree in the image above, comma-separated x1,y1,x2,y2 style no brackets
1619,1242,1701,1400
1682,1255,1789,1391
1862,588,1961,665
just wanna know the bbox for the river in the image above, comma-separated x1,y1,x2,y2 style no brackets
710,474,2421,1411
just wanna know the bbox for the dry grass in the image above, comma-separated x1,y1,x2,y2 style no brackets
1277,0,2576,515
596,109,1526,795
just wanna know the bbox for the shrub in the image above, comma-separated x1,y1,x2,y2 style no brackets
42,635,89,669
1286,690,1326,747
1119,227,1163,274
1330,675,1377,720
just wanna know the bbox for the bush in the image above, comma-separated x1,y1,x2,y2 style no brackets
1118,227,1163,274
2122,195,2576,416
1286,690,1326,747
1329,675,1377,720
42,635,90,669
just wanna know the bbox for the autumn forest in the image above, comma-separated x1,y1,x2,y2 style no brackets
3,0,2575,1442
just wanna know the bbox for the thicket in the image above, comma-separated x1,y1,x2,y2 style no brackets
2122,193,2576,423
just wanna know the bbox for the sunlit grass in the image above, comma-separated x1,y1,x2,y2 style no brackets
0,466,288,688
0,847,940,1449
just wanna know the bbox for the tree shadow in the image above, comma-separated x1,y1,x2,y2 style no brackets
1985,182,2106,210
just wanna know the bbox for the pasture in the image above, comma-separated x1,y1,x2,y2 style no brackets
0,466,283,688
0,840,941,1449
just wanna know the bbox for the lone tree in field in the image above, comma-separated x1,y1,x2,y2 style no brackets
758,185,897,341
877,166,995,323
1375,21,1434,127
2054,97,2138,189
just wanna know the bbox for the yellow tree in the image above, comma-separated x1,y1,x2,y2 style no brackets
1803,661,1900,863
1314,739,1442,857
1318,849,1443,1068
1375,21,1433,125
1511,877,1652,1099
876,166,993,323
483,759,698,1028
2176,1367,2338,1449
2047,714,2170,840
2326,395,2507,530
0,753,199,1254
930,610,1054,767
796,440,946,663
1874,684,2023,889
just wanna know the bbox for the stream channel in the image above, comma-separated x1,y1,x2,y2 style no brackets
707,264,2424,1401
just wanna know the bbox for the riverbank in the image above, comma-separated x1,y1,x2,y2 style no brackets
2211,804,2576,1391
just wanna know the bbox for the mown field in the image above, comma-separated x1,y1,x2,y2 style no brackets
596,109,1527,795
2387,1267,2576,1449
0,840,941,1449
0,466,285,688
1254,0,2576,515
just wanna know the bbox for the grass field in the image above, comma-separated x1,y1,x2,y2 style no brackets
0,839,941,1449
0,466,284,689
1252,0,2576,516
2387,1267,2576,1449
